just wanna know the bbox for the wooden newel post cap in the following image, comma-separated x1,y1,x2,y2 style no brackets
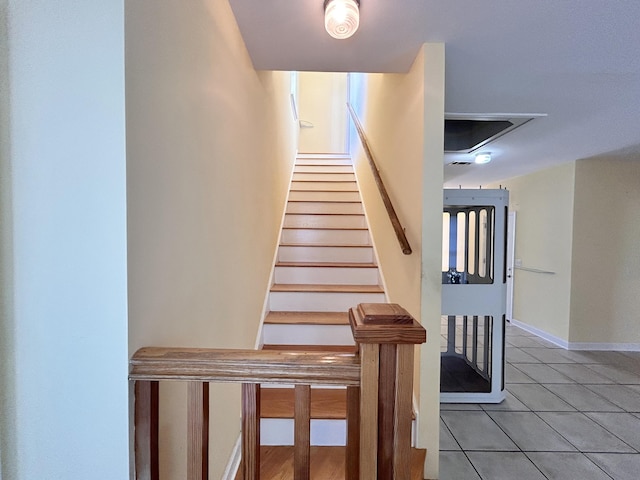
349,303,427,345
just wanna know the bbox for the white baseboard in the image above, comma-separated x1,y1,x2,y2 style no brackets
221,435,242,480
509,318,640,351
509,318,569,349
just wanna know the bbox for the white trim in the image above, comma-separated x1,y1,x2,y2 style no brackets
509,318,569,349
349,153,390,303
440,391,505,404
509,318,640,351
254,153,298,350
221,435,242,480
296,153,351,159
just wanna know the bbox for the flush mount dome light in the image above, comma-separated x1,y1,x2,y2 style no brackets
324,0,360,39
475,153,492,164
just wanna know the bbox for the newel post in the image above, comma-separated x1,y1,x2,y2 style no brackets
349,303,427,480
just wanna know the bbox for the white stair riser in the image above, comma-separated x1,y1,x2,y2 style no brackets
261,418,417,447
278,246,373,263
286,202,363,215
260,419,346,446
290,181,358,192
284,214,366,229
262,324,355,345
294,165,354,173
296,159,352,166
293,173,356,182
281,228,370,245
269,291,386,311
289,191,361,202
274,266,379,285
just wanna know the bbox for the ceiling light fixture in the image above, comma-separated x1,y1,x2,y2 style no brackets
475,153,492,164
324,0,360,40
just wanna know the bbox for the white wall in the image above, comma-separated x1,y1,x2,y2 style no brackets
570,156,640,345
491,163,576,342
1,1,129,479
349,43,445,480
0,1,10,477
297,72,349,154
126,0,296,477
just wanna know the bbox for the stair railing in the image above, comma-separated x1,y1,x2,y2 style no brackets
129,303,426,480
347,103,412,255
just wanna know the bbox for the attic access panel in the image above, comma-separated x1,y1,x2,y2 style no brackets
444,114,536,153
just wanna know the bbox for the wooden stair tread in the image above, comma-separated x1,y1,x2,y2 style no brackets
279,242,371,247
261,388,346,419
270,283,384,293
293,171,355,175
260,388,416,420
262,344,358,354
285,212,365,216
287,200,362,204
292,179,356,183
281,226,369,231
235,446,426,480
290,189,359,193
265,311,350,325
276,261,377,268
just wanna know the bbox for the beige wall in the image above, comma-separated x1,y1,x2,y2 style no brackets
126,0,296,477
491,163,576,341
494,156,640,348
297,72,349,154
350,43,445,479
570,156,640,344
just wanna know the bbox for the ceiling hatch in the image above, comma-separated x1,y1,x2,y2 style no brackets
444,114,539,153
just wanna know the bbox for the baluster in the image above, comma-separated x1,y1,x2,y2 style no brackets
393,344,414,479
187,382,209,480
346,386,360,479
359,343,379,480
134,380,159,480
377,344,397,479
242,383,261,480
294,385,311,480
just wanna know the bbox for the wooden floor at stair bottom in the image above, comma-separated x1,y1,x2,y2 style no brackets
235,446,427,480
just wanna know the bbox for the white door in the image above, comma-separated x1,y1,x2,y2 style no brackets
506,212,516,321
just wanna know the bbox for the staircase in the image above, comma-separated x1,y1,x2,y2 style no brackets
253,154,424,478
261,153,385,446
264,153,385,349
129,154,427,478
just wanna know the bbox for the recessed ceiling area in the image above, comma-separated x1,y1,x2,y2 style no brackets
229,0,640,187
444,115,539,154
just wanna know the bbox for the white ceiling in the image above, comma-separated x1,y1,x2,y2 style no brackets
229,0,640,186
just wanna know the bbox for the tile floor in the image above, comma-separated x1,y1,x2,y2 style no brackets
439,322,640,479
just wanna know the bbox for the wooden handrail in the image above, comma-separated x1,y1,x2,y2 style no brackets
130,348,360,385
347,103,412,255
130,303,426,480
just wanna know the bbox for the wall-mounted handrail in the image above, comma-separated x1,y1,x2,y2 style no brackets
347,103,412,255
129,303,426,480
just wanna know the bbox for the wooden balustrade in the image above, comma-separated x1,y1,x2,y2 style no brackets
129,303,426,480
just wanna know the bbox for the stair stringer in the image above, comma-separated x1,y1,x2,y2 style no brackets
349,153,391,303
253,152,299,350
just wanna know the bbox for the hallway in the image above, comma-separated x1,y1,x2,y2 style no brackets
440,322,640,479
